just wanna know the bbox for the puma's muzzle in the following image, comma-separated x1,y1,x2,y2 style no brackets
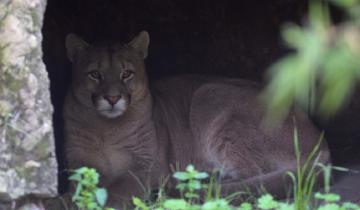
94,94,130,118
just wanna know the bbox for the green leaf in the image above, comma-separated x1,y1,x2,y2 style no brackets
176,183,187,191
282,24,306,49
188,180,202,190
330,0,359,9
186,165,195,172
341,202,360,209
185,192,199,199
163,199,188,210
173,172,189,181
86,201,98,209
257,194,279,210
331,166,350,172
72,184,82,202
202,199,230,210
75,167,90,174
263,55,298,121
132,197,149,210
238,202,252,210
278,203,295,210
309,0,331,30
68,173,82,181
315,192,341,202
77,202,85,208
319,43,358,116
318,203,341,210
95,188,108,207
195,172,209,179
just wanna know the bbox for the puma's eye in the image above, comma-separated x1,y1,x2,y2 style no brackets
121,70,133,80
88,71,102,80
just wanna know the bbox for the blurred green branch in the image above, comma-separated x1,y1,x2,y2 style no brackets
263,0,360,121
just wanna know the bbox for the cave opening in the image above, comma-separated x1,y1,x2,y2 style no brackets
41,0,360,199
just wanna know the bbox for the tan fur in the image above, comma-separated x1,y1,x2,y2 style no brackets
64,31,330,209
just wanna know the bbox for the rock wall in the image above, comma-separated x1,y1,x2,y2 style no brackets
0,0,57,207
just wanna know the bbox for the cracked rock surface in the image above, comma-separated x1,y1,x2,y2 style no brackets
0,0,57,207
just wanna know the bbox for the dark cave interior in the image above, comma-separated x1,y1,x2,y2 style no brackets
41,0,360,196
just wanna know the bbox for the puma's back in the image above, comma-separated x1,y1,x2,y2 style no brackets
152,75,329,180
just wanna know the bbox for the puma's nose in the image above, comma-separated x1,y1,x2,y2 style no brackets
104,95,122,105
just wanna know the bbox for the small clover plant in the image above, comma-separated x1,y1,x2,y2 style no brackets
173,165,209,202
69,167,114,210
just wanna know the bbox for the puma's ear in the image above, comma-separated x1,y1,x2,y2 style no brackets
128,31,150,58
65,33,89,62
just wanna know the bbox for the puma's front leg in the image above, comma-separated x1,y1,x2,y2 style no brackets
66,143,134,188
66,147,113,187
106,171,150,209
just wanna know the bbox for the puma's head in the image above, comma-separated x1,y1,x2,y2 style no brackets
65,31,150,118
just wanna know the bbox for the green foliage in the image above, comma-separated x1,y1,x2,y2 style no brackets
314,192,340,202
238,202,253,210
163,199,193,210
65,162,360,210
286,128,324,210
132,162,360,209
263,0,360,121
257,194,279,209
174,165,209,202
132,131,360,210
69,167,114,210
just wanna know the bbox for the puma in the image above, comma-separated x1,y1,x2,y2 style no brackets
64,31,330,208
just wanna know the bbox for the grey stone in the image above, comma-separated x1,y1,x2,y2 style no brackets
0,0,57,204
